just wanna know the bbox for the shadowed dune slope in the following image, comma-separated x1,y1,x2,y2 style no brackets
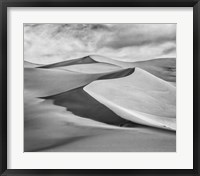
44,87,137,126
84,67,176,130
97,68,134,80
43,68,136,126
90,55,134,67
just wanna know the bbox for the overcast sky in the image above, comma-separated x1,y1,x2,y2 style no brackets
24,24,176,64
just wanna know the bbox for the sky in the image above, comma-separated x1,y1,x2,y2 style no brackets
24,24,176,64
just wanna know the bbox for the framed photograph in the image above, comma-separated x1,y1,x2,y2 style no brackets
0,0,199,175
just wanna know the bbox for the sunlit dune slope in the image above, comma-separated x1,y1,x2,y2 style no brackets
52,63,121,73
24,67,130,97
84,67,176,131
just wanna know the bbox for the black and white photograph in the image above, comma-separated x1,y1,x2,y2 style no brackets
24,23,176,152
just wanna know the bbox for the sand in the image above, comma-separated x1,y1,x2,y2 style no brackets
37,55,176,82
43,68,137,126
52,63,121,73
24,55,176,152
24,67,131,97
40,128,176,152
25,93,175,152
84,68,176,130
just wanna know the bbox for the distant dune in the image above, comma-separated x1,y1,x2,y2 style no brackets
91,55,176,82
38,55,122,73
35,55,176,82
38,55,131,68
133,57,176,82
50,63,121,74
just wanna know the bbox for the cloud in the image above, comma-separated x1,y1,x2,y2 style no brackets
96,41,176,61
162,46,176,55
24,24,176,64
97,24,176,49
90,24,111,31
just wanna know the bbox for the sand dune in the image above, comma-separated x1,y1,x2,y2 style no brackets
24,67,132,97
91,55,176,82
52,63,121,73
43,68,137,126
44,87,136,126
24,55,176,152
84,67,176,130
39,56,98,68
133,57,176,82
39,55,122,73
25,88,128,151
25,92,175,152
36,55,176,82
39,55,130,68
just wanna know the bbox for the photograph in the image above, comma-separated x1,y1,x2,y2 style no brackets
24,23,176,152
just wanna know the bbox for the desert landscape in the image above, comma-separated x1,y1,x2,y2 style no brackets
24,24,176,152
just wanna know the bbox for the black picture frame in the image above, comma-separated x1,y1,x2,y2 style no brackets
0,0,199,175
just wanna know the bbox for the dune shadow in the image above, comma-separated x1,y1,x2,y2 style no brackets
41,68,138,127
